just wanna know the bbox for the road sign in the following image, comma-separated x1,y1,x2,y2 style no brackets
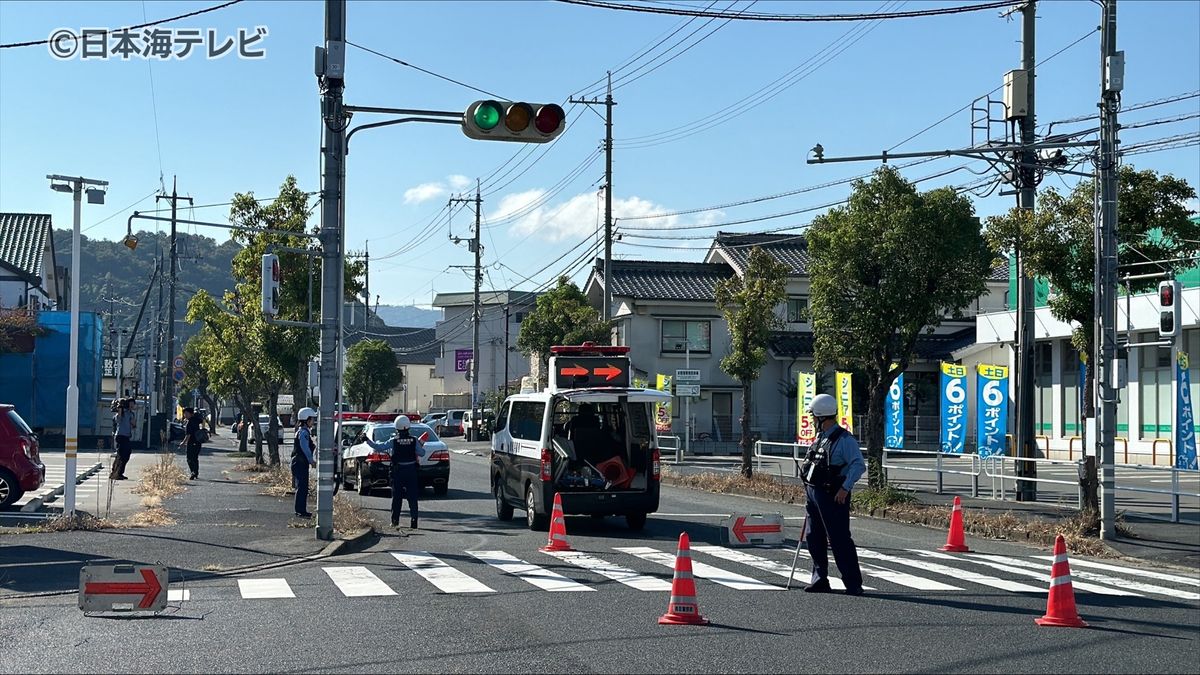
554,356,630,389
79,564,167,612
172,368,185,383
172,356,185,369
675,384,700,397
675,369,701,382
724,513,784,546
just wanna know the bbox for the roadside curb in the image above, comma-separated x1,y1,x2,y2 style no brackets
0,525,377,602
19,462,104,513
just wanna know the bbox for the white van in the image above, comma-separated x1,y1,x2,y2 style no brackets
490,344,669,531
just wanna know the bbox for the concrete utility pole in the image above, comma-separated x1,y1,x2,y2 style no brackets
570,73,616,323
1014,0,1038,502
316,0,347,541
46,173,108,518
471,183,483,441
157,177,192,426
1096,0,1122,539
503,304,510,401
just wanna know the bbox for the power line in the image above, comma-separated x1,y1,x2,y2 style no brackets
345,40,507,100
1045,90,1200,128
0,0,245,48
556,0,1022,22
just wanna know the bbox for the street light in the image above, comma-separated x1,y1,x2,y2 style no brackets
46,174,108,519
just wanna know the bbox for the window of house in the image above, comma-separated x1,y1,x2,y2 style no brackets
786,297,807,323
661,320,710,353
514,312,525,323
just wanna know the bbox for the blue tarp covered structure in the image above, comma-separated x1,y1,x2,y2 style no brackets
0,311,103,431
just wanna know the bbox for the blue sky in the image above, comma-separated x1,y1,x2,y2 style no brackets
2,0,1197,309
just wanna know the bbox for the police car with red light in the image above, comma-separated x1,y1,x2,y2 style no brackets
490,343,670,531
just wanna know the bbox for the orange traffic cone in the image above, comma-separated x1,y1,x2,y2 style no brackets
539,493,573,552
1035,535,1088,628
939,495,971,552
658,532,709,626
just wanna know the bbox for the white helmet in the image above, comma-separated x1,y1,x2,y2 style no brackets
297,407,317,422
807,394,837,418
394,416,411,430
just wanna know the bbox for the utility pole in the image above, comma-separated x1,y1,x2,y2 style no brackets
503,304,510,401
316,0,347,541
157,177,192,424
1096,0,1122,539
363,245,370,325
449,184,484,440
570,72,616,324
1014,0,1038,502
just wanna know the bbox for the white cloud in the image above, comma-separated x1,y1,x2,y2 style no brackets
403,182,447,205
496,190,725,243
447,174,472,191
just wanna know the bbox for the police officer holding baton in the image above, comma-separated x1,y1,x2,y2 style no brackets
799,394,866,595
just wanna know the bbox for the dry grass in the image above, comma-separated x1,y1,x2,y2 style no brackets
132,453,189,501
124,507,177,528
202,563,226,572
665,468,1124,558
234,461,272,473
333,493,374,534
19,512,118,533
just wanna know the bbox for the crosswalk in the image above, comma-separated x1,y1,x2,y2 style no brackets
12,460,103,509
166,543,1199,605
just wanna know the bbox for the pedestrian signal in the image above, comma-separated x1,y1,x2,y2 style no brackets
262,254,281,317
1158,279,1181,339
462,100,566,143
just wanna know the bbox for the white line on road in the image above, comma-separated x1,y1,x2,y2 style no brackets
616,546,781,591
974,554,1199,600
904,550,1047,593
238,578,295,599
324,566,397,597
1036,557,1200,588
542,550,673,591
956,554,1140,597
168,589,190,602
389,552,495,594
468,550,594,592
772,546,956,591
692,545,874,590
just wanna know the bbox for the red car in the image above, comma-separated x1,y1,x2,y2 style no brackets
0,404,44,508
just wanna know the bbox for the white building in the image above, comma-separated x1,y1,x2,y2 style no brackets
343,326,442,415
0,213,66,310
432,290,538,401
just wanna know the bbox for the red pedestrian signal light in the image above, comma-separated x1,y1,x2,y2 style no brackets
1158,279,1181,339
463,100,565,143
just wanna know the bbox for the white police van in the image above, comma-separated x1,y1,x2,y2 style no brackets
490,343,670,531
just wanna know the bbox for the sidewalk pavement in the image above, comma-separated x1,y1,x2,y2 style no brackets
0,434,368,600
663,455,1200,571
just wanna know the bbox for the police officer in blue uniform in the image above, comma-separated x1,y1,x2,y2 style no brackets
799,394,866,595
362,416,425,529
291,407,318,518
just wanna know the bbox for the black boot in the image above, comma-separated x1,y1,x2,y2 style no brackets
804,579,833,593
410,518,418,529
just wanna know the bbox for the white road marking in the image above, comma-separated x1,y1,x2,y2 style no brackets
324,566,397,597
467,551,594,592
904,550,1047,593
692,545,874,590
390,551,494,594
616,546,781,591
975,554,1199,600
1037,557,1200,588
778,546,960,591
238,578,295,599
957,554,1139,597
542,550,672,591
168,589,190,602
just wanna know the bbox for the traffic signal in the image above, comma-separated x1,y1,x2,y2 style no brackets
261,254,280,317
462,100,566,143
1158,279,1181,339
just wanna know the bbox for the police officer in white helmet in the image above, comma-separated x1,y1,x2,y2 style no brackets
361,415,425,529
799,393,866,595
291,407,318,518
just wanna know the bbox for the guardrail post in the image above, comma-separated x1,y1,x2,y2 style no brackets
935,452,943,494
1172,469,1180,523
972,454,979,498
754,441,761,474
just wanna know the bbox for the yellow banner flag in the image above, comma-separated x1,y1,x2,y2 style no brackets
655,374,673,434
836,371,854,433
797,372,816,443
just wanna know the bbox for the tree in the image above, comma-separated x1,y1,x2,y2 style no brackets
714,247,789,477
985,166,1199,507
344,340,403,412
808,167,994,488
517,276,611,382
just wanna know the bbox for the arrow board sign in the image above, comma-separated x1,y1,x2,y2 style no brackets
724,513,784,546
79,564,168,613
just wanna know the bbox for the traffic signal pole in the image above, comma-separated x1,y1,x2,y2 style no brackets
316,0,347,541
1014,0,1038,502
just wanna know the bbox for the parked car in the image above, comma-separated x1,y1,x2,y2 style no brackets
435,409,467,437
341,422,450,497
462,408,495,440
422,412,447,426
258,414,285,443
0,405,44,508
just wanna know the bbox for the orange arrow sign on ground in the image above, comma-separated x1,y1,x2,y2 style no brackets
593,365,623,381
560,365,588,377
732,516,782,543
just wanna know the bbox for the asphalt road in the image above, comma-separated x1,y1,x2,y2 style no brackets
1,442,1197,674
